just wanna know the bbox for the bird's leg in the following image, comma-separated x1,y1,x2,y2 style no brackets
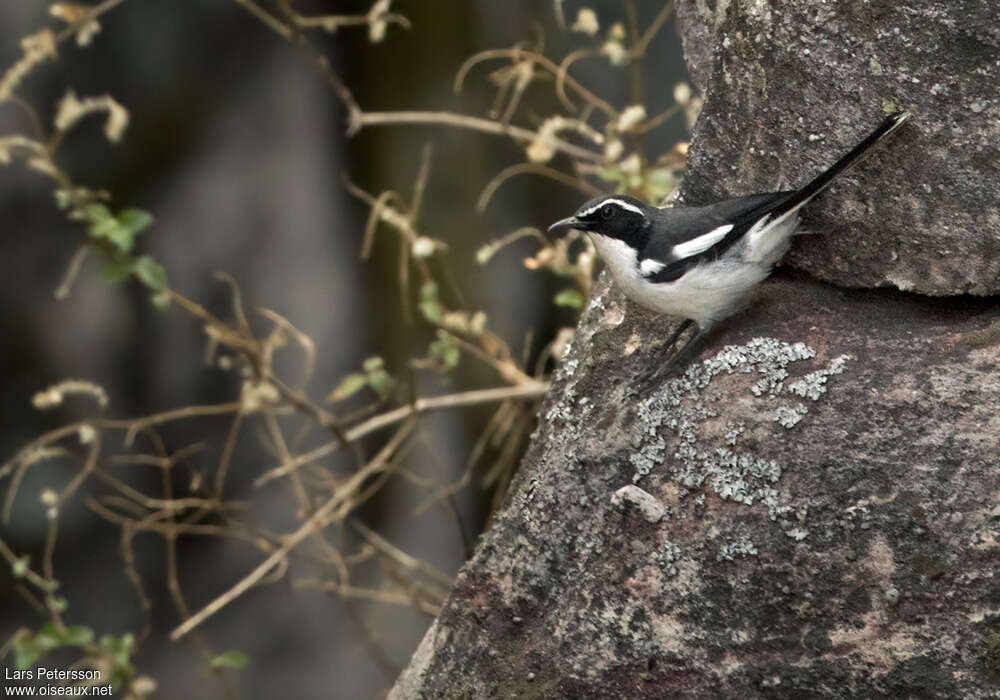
636,322,713,389
661,318,694,353
659,324,711,377
636,319,694,385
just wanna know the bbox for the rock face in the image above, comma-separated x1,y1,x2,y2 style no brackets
388,1,1000,697
390,272,1000,698
676,0,1000,296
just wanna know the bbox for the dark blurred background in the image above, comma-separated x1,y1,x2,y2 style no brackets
0,2,687,697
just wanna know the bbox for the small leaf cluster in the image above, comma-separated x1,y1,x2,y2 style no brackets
598,161,679,205
418,281,444,322
64,201,170,308
209,649,250,671
96,633,136,688
328,356,394,402
9,623,138,689
11,623,93,669
428,330,461,371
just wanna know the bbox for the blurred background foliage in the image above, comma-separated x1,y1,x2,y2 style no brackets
0,1,690,697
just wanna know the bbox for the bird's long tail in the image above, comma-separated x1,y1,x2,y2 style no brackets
769,110,911,221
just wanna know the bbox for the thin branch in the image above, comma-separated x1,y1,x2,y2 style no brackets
293,579,441,616
234,0,362,131
346,381,548,445
231,0,293,39
249,382,548,498
631,1,675,59
555,48,602,113
477,162,601,212
455,48,617,117
170,420,415,641
53,0,129,45
351,520,452,588
355,111,603,163
624,0,643,105
53,246,90,300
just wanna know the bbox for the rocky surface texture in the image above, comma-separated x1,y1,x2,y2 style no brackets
391,272,1000,698
389,1,1000,697
676,0,1000,296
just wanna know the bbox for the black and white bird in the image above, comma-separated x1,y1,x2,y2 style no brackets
548,110,911,378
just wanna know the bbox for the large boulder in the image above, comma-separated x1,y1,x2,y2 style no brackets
390,273,1000,698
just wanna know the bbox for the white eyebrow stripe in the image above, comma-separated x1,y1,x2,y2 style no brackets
671,223,734,259
639,258,666,275
578,198,646,218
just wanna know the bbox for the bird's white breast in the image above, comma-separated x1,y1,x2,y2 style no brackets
588,230,789,327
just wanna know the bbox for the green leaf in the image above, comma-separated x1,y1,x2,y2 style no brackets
367,368,393,400
99,632,134,656
210,650,249,670
647,167,679,203
84,203,113,223
11,555,29,579
97,633,135,689
133,256,167,291
100,259,135,284
13,634,41,670
116,209,154,236
89,221,134,253
418,282,443,322
328,373,367,402
61,626,93,646
429,334,461,371
362,356,385,373
151,291,172,310
597,165,623,183
553,288,584,310
54,190,73,210
80,206,153,256
34,624,63,653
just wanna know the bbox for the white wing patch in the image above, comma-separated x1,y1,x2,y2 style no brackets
671,223,734,259
578,198,646,218
639,258,666,276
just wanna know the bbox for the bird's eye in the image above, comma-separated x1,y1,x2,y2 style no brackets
600,204,615,220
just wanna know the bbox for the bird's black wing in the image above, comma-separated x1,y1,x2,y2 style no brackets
641,192,789,284
643,110,910,285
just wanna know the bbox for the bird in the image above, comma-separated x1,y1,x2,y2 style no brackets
548,110,911,381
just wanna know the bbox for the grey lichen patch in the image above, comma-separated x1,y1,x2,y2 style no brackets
717,534,759,562
724,421,746,445
630,435,667,483
787,355,851,400
676,447,785,518
984,630,1000,679
785,526,809,541
748,343,815,396
775,403,808,428
627,338,852,528
658,539,682,578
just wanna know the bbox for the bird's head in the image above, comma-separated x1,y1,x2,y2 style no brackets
548,195,651,249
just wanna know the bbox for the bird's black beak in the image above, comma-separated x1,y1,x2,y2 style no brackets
548,216,586,234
